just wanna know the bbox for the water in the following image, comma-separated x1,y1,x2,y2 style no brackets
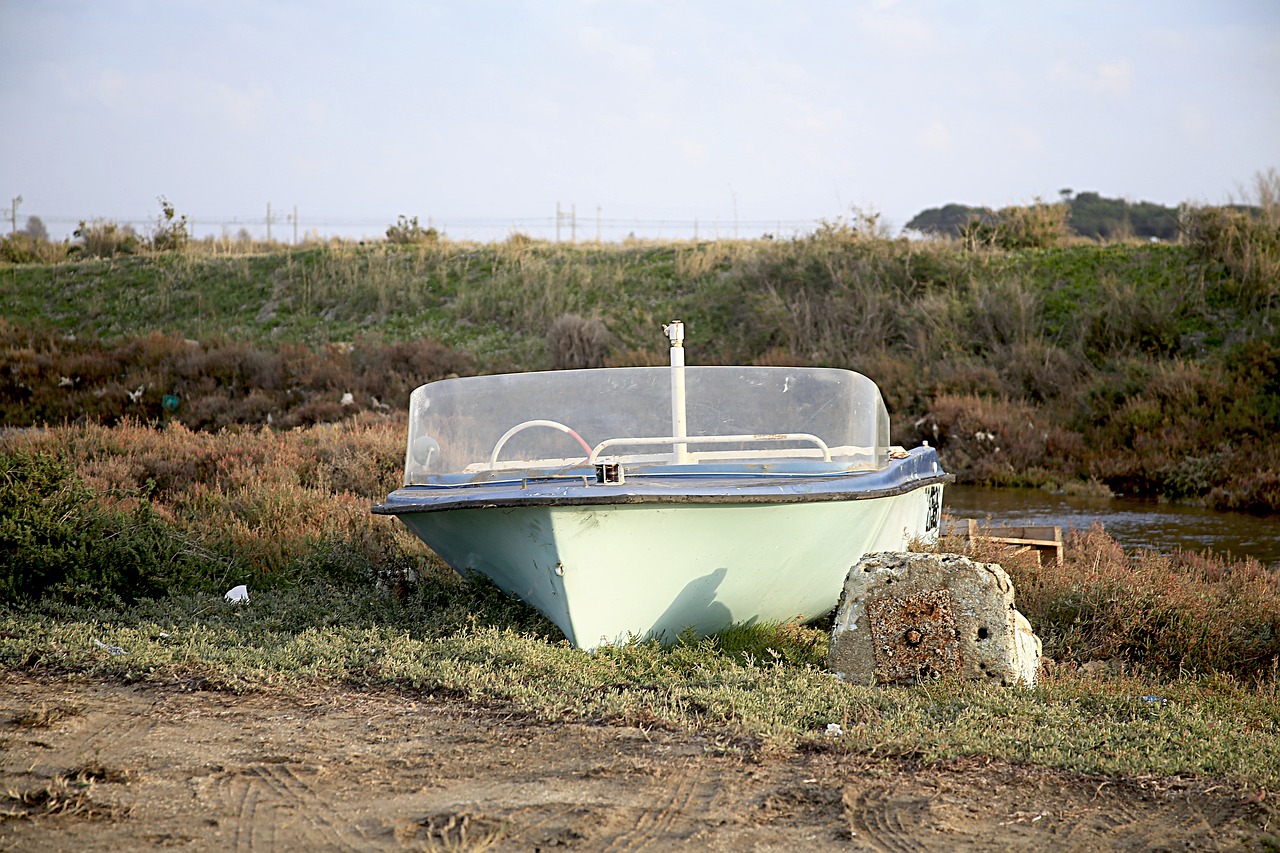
943,485,1280,567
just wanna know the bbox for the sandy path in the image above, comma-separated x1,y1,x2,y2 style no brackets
0,673,1271,851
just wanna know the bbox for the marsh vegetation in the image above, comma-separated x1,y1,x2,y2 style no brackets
1,188,1278,845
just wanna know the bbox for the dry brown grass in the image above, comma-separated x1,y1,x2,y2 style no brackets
3,774,129,821
12,703,81,729
0,417,431,588
934,525,1280,677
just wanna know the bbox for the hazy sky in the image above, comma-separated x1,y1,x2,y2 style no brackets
2,0,1278,241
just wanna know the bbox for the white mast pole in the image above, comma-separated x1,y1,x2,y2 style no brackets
665,320,689,463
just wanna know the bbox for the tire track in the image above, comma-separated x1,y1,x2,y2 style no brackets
843,785,936,853
1053,795,1216,851
212,763,368,853
601,758,716,852
224,772,271,853
57,696,161,763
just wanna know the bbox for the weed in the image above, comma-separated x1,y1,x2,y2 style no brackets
13,703,81,728
3,774,128,821
406,812,507,852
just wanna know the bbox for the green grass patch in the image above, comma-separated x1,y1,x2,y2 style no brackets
3,584,1277,788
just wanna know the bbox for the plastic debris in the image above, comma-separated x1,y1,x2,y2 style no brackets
340,392,355,406
1140,695,1168,706
224,584,250,604
825,723,844,737
92,639,128,656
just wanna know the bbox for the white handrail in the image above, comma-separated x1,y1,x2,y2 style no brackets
489,419,592,468
588,433,832,464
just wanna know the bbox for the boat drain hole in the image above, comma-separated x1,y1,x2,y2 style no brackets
977,626,989,640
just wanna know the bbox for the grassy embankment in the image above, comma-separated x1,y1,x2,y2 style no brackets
3,208,1279,510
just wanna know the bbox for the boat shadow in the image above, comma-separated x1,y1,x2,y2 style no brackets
649,566,733,643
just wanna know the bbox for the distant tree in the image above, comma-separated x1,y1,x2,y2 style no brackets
905,204,994,237
22,215,48,241
1067,191,1178,241
909,193,1180,242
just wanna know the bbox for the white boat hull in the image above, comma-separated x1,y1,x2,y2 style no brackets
395,483,943,649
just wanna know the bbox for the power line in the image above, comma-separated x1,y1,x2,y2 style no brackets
26,210,829,242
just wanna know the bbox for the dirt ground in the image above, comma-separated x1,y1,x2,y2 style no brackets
0,673,1273,852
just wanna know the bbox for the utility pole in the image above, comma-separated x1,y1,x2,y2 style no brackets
286,205,299,244
596,205,602,243
555,202,577,243
4,195,21,234
265,202,286,243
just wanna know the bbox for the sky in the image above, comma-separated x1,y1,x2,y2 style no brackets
2,0,1278,242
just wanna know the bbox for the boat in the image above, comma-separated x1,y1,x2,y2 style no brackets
373,321,952,649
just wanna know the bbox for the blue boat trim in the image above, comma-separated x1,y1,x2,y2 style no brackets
374,447,953,515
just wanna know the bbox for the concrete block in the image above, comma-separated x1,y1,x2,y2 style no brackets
828,552,1042,687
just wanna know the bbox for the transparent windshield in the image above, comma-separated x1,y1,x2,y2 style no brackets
402,366,890,485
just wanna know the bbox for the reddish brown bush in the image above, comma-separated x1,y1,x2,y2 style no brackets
932,524,1280,678
0,320,471,431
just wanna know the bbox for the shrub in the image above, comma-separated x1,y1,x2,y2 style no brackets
960,201,1070,250
0,420,429,593
546,313,612,369
1005,525,1280,678
1182,169,1280,312
72,219,139,258
0,450,217,603
149,196,189,252
0,321,471,430
0,232,66,264
385,215,438,245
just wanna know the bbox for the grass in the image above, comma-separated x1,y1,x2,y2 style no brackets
3,590,1277,788
0,421,1277,790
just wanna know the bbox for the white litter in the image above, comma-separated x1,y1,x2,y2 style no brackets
224,584,250,604
340,392,355,406
92,639,128,656
825,723,843,737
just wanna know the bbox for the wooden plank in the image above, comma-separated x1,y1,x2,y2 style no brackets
944,520,1065,566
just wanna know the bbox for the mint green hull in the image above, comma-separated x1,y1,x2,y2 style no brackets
397,486,942,649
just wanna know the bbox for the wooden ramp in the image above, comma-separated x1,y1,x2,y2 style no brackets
945,519,1064,566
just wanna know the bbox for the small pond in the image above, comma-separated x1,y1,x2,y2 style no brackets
943,485,1280,567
